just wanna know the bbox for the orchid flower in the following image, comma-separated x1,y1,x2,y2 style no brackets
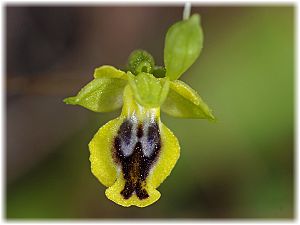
64,14,215,207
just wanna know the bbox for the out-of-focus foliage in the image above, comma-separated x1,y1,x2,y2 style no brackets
6,6,294,219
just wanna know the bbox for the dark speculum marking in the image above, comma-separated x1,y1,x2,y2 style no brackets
118,120,132,145
113,118,161,200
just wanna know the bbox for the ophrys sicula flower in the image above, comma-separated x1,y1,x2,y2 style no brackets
64,14,215,207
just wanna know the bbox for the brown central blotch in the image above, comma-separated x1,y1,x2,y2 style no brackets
113,119,161,200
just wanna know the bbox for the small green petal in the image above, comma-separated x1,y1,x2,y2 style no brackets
164,14,203,80
63,77,127,112
94,65,127,79
161,80,215,120
128,72,169,108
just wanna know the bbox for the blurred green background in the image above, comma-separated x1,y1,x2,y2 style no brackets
6,5,294,219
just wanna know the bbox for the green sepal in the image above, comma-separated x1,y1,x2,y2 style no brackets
63,74,128,112
164,14,203,80
161,80,215,120
128,71,169,108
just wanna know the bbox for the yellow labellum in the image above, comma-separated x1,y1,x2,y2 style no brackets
89,86,180,207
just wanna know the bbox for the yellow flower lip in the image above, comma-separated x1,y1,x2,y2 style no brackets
89,86,180,207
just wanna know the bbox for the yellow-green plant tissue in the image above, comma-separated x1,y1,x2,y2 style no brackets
64,12,215,207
